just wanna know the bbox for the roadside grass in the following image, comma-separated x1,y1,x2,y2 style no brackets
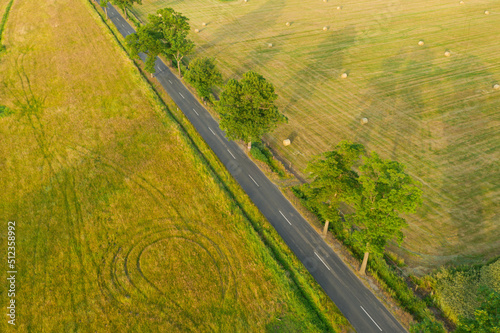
133,0,500,269
0,0,350,331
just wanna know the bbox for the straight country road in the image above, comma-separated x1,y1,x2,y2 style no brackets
100,3,407,332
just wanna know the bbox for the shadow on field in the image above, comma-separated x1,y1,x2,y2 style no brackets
281,24,357,127
350,47,498,261
196,0,285,57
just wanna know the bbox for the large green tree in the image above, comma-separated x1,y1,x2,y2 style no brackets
111,0,141,19
456,287,500,333
217,71,286,149
185,57,222,102
126,8,194,77
99,0,109,20
304,141,365,237
347,152,422,273
304,145,422,274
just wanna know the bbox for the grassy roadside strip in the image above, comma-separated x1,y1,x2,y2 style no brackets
86,1,350,331
0,0,14,52
292,186,447,328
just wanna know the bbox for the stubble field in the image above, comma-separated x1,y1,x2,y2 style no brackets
133,0,500,270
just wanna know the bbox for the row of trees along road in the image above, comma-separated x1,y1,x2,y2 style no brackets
123,7,286,150
302,141,423,274
115,4,419,274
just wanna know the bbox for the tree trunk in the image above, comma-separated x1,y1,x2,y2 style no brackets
124,7,127,19
178,61,181,78
247,142,252,150
104,7,108,20
359,251,370,275
322,220,330,238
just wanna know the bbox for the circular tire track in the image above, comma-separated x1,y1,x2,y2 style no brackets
98,218,238,331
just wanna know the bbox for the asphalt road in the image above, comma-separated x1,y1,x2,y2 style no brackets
100,3,408,332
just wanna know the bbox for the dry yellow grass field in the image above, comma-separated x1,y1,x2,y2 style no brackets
0,0,349,331
133,0,500,270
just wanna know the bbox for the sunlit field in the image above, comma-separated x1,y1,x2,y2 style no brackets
0,0,349,331
134,0,500,269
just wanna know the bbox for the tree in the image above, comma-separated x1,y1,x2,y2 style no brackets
456,287,500,333
126,8,193,77
111,0,141,19
304,141,365,237
99,0,110,20
304,145,422,274
184,57,222,102
217,71,286,149
346,152,422,274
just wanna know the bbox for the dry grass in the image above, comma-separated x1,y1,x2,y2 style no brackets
0,0,349,331
133,0,500,270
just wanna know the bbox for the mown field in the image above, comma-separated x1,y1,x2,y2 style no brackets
133,0,500,270
0,0,349,331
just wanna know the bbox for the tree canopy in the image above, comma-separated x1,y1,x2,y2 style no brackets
111,0,141,19
217,71,286,147
126,8,193,76
184,57,222,101
304,142,422,256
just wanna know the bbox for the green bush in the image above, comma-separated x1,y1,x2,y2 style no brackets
433,259,500,323
0,105,13,117
250,142,287,177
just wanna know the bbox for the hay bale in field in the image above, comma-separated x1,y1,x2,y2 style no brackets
459,0,464,4
494,84,500,90
444,51,451,57
323,0,327,2
202,22,207,26
418,40,424,46
286,22,290,26
484,10,490,15
337,6,342,10
361,118,368,124
268,43,273,48
341,72,348,79
283,139,291,146
195,29,200,33
323,26,328,31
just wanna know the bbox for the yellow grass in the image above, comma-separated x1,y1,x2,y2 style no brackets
133,0,500,269
0,0,349,331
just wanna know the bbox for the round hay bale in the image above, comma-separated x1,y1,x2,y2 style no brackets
418,40,424,46
323,26,328,31
361,117,368,124
202,22,207,26
444,51,451,57
283,139,291,146
323,0,327,2
194,29,200,33
484,10,490,15
494,84,500,90
341,72,348,79
286,21,290,26
268,43,273,48
459,0,464,4
337,6,342,10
